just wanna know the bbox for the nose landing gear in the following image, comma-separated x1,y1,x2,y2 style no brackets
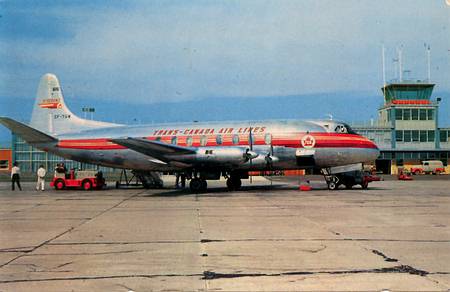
322,164,372,190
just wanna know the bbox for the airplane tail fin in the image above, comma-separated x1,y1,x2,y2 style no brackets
30,74,120,135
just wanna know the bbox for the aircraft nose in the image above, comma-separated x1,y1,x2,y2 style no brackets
365,138,380,161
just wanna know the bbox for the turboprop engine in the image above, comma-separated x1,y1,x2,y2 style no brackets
172,147,259,166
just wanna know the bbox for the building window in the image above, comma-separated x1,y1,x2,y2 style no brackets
387,109,391,122
0,160,8,169
427,109,434,120
420,130,427,142
186,136,193,147
403,130,411,142
232,134,240,145
216,135,223,145
411,109,419,120
412,130,419,142
427,130,435,142
396,130,403,142
403,109,411,120
440,130,448,143
395,109,403,120
200,135,208,146
419,109,427,120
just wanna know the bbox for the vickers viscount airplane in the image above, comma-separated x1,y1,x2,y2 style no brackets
0,74,379,192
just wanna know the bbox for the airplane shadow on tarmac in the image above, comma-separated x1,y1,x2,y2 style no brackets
145,184,289,197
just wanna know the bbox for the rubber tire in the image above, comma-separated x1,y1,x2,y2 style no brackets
82,180,92,191
435,170,441,175
200,180,208,192
54,179,65,190
414,170,421,175
227,177,242,191
226,178,234,191
328,181,337,190
190,179,203,193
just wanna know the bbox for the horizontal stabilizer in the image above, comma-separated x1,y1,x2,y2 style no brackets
0,117,57,143
111,137,196,161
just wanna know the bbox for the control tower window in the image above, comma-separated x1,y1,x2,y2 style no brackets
427,109,433,120
419,109,427,120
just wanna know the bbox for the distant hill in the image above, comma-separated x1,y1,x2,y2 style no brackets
1,91,449,144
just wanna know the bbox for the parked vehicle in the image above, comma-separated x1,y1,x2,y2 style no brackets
50,169,106,190
410,160,445,175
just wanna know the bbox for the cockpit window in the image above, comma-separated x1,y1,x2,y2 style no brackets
334,123,357,134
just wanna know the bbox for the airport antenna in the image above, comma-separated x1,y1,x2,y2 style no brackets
426,44,431,82
398,46,403,82
382,45,386,95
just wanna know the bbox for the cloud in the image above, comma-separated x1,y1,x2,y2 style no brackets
0,0,449,103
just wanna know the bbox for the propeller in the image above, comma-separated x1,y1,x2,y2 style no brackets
249,127,253,183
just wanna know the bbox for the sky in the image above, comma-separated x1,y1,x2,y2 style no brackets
0,0,449,143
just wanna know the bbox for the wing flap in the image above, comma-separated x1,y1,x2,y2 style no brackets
0,117,57,143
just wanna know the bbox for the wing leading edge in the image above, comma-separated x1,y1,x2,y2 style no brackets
111,137,196,162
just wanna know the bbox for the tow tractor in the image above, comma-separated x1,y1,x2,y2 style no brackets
322,163,379,190
50,169,106,190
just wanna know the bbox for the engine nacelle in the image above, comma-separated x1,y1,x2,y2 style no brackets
172,147,258,166
195,147,257,165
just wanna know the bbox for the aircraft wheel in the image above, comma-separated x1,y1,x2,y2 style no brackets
227,177,242,191
200,179,208,192
345,183,353,189
55,179,65,190
82,180,92,191
327,181,338,190
190,178,203,193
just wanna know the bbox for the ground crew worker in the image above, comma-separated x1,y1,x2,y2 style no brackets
36,165,46,191
11,162,22,191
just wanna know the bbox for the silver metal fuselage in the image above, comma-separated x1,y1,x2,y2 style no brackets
35,119,379,172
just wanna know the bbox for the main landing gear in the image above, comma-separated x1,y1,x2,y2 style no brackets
189,178,207,193
226,176,242,191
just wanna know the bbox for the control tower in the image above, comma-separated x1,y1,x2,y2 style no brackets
378,80,439,150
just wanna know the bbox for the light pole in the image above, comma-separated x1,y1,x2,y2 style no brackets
82,107,95,120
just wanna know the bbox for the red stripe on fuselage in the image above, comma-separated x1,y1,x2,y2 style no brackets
57,133,377,150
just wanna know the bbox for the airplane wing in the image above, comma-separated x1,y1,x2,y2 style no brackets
0,117,57,143
111,137,196,162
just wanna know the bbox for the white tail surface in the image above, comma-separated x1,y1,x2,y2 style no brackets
30,74,120,135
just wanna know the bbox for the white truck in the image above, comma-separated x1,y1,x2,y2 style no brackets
410,160,445,175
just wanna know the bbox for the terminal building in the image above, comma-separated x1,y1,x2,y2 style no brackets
352,80,450,174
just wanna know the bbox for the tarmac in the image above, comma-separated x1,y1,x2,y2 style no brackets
0,176,449,291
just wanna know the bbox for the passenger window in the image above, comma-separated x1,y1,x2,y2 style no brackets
200,135,208,146
216,135,223,145
264,133,272,145
232,134,240,145
424,162,429,166
171,136,178,145
186,136,193,147
155,137,161,141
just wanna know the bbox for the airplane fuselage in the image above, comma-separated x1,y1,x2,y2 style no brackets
36,119,379,172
